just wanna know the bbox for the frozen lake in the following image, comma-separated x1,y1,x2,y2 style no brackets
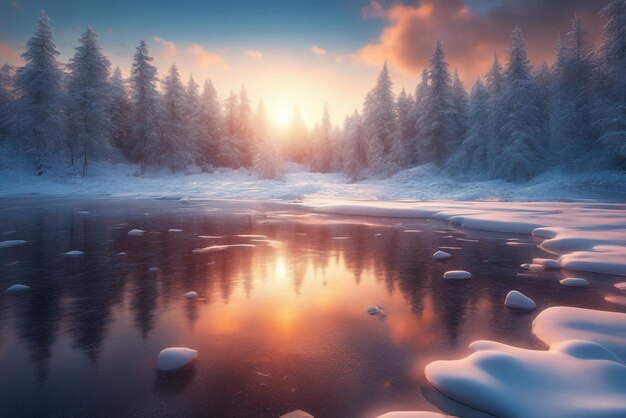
0,197,624,418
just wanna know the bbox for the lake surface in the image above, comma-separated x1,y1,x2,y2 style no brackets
0,197,624,418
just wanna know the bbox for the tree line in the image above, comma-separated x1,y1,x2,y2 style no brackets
0,2,625,183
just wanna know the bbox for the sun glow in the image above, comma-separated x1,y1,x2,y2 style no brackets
272,106,292,129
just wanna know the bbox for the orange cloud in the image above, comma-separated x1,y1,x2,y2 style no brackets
311,45,327,56
152,36,227,70
243,49,263,59
190,44,227,69
0,42,23,65
355,0,607,84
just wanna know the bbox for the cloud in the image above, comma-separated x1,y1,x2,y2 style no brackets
355,0,609,83
191,44,228,68
153,36,178,61
243,49,263,59
153,36,227,70
311,45,327,56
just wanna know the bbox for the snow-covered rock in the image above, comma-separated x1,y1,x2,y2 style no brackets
533,258,560,269
432,250,452,260
615,282,626,291
367,306,382,315
376,412,452,418
64,250,84,256
168,228,183,233
520,263,544,270
505,290,536,310
403,229,421,233
148,267,159,272
184,291,198,299
0,240,26,248
128,229,145,236
443,270,471,280
118,252,127,256
559,278,589,287
6,284,31,293
156,347,198,372
279,411,314,418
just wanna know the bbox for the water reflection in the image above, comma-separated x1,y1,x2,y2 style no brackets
0,197,624,418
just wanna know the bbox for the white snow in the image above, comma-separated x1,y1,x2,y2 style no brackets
532,258,560,269
156,347,198,372
64,250,84,256
376,413,451,418
559,278,589,287
279,411,314,418
443,270,471,280
168,228,183,233
403,229,422,233
0,240,26,248
504,290,536,310
615,282,626,291
148,267,159,272
118,252,127,256
128,229,145,236
6,284,31,293
183,291,198,299
432,250,452,260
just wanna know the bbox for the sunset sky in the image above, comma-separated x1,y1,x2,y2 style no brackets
0,0,611,126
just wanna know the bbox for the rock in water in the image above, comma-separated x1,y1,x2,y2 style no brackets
128,229,145,236
560,278,589,287
505,291,536,310
432,251,452,260
614,282,626,291
279,411,314,418
156,347,198,372
184,291,198,299
0,240,27,248
443,270,471,280
367,306,382,315
65,250,84,256
6,284,31,293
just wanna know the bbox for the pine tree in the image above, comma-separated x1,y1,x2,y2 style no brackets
312,103,333,172
362,62,397,175
129,40,160,171
161,64,194,171
0,64,15,144
13,11,66,174
198,80,222,169
253,100,284,179
409,69,429,165
219,90,242,168
237,86,254,166
185,75,203,168
109,67,131,155
485,53,505,176
284,105,310,164
416,40,454,166
341,111,367,182
66,26,113,175
492,27,543,182
390,88,415,168
450,69,469,148
447,79,490,175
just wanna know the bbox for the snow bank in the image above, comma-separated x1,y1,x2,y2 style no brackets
6,284,31,293
156,347,198,372
0,240,26,248
504,291,536,310
376,413,451,418
559,278,589,287
443,270,471,280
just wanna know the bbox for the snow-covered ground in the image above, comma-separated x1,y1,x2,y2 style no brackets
2,161,626,201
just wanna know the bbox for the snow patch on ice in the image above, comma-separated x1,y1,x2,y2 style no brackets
432,251,452,260
375,412,452,418
559,278,589,287
192,244,256,254
156,347,198,372
6,284,31,293
64,250,84,256
443,270,471,280
0,240,26,248
128,229,145,236
505,291,536,310
279,411,314,418
183,291,198,299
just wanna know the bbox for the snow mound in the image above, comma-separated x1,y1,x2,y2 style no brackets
376,412,452,418
533,258,560,269
425,336,626,418
198,235,222,239
560,278,589,287
64,250,84,256
128,229,145,236
192,244,256,254
367,306,383,315
615,282,626,291
184,291,198,299
403,229,422,233
118,252,127,256
148,267,159,272
558,246,626,276
156,347,198,372
443,270,471,280
0,240,26,248
605,295,626,307
6,284,31,293
432,251,452,260
279,411,314,418
505,291,536,310
236,234,267,239
532,307,626,363
168,228,183,233
520,263,544,270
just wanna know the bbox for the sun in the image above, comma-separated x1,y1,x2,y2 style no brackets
273,106,291,129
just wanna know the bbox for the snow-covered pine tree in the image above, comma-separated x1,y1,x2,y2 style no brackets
66,26,114,176
597,0,626,168
362,62,397,175
450,69,469,150
237,86,254,167
390,88,415,168
410,69,429,165
312,103,333,172
485,53,505,177
109,67,131,156
219,90,242,168
0,64,15,144
185,75,204,169
341,111,366,182
13,11,66,174
253,99,284,180
161,64,195,172
416,40,454,167
197,80,222,170
447,79,490,176
129,40,161,172
534,62,552,162
492,26,543,182
283,105,310,165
